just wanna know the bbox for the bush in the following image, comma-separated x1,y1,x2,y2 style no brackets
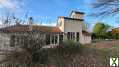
48,40,82,59
61,40,80,49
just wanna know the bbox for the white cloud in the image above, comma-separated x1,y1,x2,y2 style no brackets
0,0,24,12
42,23,56,26
35,22,57,26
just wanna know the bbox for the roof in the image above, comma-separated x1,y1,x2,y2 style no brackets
32,25,62,33
69,11,85,18
112,27,119,34
112,27,119,30
0,24,62,33
71,11,85,14
0,25,29,32
82,30,91,36
58,16,84,21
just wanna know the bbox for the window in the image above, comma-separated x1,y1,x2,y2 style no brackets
59,34,63,44
55,35,58,44
51,35,55,44
71,32,75,40
10,35,15,47
10,35,26,47
76,32,79,42
67,32,75,40
67,32,70,39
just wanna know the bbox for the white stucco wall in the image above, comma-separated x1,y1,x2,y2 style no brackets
57,17,84,33
80,34,92,44
0,33,11,50
57,17,65,32
64,19,83,32
0,33,11,61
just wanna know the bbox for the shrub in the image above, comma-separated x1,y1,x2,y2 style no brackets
61,40,80,49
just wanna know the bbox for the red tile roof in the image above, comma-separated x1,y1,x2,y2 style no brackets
0,24,62,33
0,25,29,32
32,25,61,33
51,27,61,33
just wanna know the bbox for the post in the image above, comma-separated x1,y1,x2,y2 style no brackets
75,32,77,42
57,34,59,45
50,35,52,45
53,35,55,45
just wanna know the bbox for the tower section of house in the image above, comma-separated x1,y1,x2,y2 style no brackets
57,11,91,44
70,11,84,19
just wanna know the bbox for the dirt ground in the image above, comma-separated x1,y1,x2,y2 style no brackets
45,40,119,67
1,40,119,67
87,40,119,49
44,40,119,67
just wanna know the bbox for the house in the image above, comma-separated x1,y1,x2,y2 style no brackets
0,11,91,49
0,11,92,62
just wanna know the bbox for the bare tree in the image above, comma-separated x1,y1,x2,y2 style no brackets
91,0,119,16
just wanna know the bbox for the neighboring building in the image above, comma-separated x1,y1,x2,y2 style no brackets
112,27,119,34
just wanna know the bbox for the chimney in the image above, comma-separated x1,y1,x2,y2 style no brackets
28,17,33,31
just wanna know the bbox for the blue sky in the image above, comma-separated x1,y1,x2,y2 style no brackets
0,0,118,30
